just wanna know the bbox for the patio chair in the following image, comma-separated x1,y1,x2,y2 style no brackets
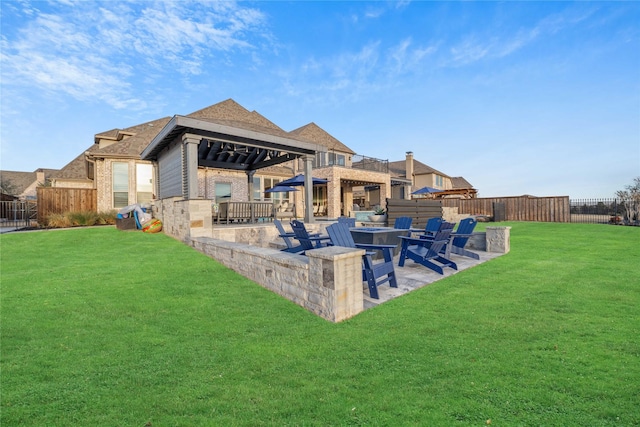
337,216,356,228
393,216,413,236
290,220,331,253
409,217,442,239
448,217,480,260
398,222,458,275
274,220,305,253
326,222,398,299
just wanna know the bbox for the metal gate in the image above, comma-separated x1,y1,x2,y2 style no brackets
0,200,38,231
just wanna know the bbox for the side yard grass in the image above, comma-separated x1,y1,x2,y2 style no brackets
1,223,639,426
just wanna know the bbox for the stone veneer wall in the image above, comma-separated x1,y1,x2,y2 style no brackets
152,197,213,243
191,238,365,322
152,198,511,322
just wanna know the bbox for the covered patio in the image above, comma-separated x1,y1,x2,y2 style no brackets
141,114,328,224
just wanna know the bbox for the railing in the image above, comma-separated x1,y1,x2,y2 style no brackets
0,200,38,229
214,201,275,224
351,154,389,173
570,198,638,225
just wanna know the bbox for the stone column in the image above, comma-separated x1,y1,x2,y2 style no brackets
303,155,314,223
379,180,392,209
182,134,201,200
486,226,511,253
342,184,354,217
307,246,365,322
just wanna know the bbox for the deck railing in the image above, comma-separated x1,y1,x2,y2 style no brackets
350,155,389,173
214,201,275,224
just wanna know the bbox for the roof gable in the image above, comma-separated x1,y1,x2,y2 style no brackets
186,99,284,132
52,145,98,180
388,159,450,178
91,117,171,158
288,122,355,155
451,176,474,189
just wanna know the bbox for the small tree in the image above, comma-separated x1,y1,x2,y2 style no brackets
0,177,18,196
616,177,640,225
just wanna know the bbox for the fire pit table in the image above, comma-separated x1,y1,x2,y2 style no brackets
349,227,407,259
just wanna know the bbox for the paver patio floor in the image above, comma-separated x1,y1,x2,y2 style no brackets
363,249,504,309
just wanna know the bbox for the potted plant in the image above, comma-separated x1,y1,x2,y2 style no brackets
368,207,387,223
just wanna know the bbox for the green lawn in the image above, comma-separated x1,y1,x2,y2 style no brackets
1,223,639,426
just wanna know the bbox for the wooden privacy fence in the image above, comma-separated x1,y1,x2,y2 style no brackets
37,187,97,224
385,199,443,229
440,196,570,222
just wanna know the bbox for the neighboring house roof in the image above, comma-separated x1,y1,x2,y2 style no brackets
388,159,450,179
288,122,356,155
451,176,474,190
51,145,100,181
0,169,58,196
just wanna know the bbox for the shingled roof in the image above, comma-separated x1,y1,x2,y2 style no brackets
388,159,450,179
51,145,100,180
90,117,172,159
0,169,58,196
183,98,304,142
451,176,474,190
288,122,355,155
58,99,349,180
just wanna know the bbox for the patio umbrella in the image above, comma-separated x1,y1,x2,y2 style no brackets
412,186,442,195
277,174,329,187
265,185,300,193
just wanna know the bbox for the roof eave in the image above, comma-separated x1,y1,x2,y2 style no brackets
142,115,327,160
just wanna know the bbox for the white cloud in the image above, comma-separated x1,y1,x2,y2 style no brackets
447,5,599,67
388,37,438,74
1,1,270,109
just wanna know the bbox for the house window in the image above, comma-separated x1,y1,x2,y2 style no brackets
136,164,153,204
263,177,289,204
112,162,129,208
215,182,232,204
436,175,444,187
329,153,345,166
313,152,326,168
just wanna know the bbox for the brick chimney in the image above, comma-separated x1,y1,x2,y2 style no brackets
36,169,45,185
405,151,414,185
405,151,414,199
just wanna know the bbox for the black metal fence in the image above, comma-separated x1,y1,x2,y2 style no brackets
351,154,389,173
569,198,638,225
0,200,38,230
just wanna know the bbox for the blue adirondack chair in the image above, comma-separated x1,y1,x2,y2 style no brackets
274,219,305,253
290,220,331,253
393,216,413,236
326,222,397,299
398,222,458,274
448,217,479,260
337,216,356,228
409,217,442,239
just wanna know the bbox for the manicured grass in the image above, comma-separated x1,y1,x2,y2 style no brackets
1,223,639,426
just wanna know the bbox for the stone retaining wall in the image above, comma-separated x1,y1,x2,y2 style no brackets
152,199,511,322
191,237,364,322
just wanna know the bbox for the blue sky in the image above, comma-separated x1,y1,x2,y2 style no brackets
1,1,638,198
